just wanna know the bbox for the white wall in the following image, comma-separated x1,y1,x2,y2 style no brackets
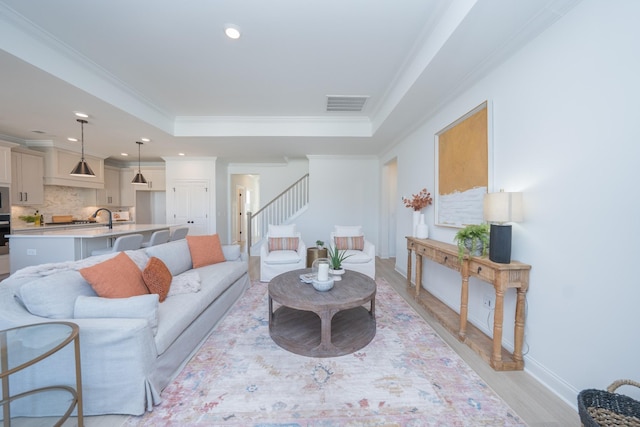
381,0,640,406
298,155,379,250
227,158,309,206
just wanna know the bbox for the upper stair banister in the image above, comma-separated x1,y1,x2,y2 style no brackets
247,174,309,255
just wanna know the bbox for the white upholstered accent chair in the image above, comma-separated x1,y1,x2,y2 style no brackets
169,226,189,241
329,225,375,279
260,224,307,282
141,229,170,248
91,234,144,256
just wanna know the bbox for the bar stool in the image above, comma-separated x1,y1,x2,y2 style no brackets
141,230,170,248
169,227,189,241
91,234,144,256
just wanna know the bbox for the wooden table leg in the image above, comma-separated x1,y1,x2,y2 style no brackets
406,248,413,288
492,286,506,368
415,253,423,297
459,262,469,339
319,309,338,352
513,287,527,367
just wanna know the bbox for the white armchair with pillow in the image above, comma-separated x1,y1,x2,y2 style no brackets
329,225,375,279
260,224,307,282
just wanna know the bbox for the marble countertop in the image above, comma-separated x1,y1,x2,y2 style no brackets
8,224,172,239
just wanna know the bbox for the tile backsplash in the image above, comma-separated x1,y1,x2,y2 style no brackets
12,185,132,226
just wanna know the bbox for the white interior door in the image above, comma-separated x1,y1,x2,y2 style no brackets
172,180,210,235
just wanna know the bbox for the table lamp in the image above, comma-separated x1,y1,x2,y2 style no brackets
483,190,523,263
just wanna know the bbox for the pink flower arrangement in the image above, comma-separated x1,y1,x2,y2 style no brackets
402,188,433,211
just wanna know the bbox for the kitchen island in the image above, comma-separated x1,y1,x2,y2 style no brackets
8,224,174,273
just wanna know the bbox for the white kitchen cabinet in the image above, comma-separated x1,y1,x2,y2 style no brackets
38,147,104,189
97,166,120,206
139,168,165,191
119,168,135,206
0,145,11,184
11,150,44,206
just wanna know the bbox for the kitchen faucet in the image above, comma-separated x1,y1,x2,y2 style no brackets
91,208,113,229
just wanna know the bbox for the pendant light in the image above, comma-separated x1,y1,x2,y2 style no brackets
69,119,96,177
131,141,148,185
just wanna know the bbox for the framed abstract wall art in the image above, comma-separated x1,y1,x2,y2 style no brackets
435,101,491,228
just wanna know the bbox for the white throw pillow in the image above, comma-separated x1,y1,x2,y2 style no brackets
334,225,363,237
145,239,193,276
17,271,97,319
74,294,159,335
268,224,296,237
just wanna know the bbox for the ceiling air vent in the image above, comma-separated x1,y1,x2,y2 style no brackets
326,95,369,112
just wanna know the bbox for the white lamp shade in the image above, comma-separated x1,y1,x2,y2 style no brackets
483,192,523,223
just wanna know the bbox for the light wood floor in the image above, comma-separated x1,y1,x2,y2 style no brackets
4,257,579,426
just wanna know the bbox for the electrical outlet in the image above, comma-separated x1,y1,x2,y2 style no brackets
27,248,37,256
483,294,494,309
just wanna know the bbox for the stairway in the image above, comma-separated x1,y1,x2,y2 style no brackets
247,174,309,255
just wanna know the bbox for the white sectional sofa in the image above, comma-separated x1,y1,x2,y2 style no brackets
0,238,249,416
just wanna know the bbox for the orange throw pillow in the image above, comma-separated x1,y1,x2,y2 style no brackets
79,252,149,298
142,257,172,302
186,234,225,268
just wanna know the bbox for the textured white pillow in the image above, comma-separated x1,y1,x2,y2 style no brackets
74,294,159,335
268,224,296,237
17,271,97,319
334,225,363,237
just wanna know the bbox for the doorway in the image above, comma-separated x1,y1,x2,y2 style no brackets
230,174,259,249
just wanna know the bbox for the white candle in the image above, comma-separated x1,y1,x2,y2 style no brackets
318,263,329,281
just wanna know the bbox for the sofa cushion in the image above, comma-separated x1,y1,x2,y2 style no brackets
334,225,363,237
342,249,372,264
264,250,301,265
268,237,299,251
142,257,172,302
154,261,247,355
222,244,241,261
186,234,225,268
145,239,193,276
17,270,97,319
79,252,149,298
74,294,160,335
334,235,365,250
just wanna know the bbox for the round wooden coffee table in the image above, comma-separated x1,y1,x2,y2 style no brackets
268,268,376,357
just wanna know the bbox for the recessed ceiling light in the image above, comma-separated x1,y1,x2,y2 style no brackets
67,137,78,142
74,112,89,118
178,152,185,156
121,153,129,156
141,137,151,142
224,24,241,39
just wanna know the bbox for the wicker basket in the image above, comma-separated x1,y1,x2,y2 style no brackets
578,379,640,427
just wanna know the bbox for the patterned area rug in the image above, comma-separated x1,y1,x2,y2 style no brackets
125,278,526,426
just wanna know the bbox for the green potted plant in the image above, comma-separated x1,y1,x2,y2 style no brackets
454,223,490,262
315,240,325,249
327,245,352,281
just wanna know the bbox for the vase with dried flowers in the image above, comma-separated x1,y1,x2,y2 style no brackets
402,188,433,238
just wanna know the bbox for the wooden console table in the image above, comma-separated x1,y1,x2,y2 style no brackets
406,237,530,371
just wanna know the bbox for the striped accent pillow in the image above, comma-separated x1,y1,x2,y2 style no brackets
269,237,299,251
334,236,364,250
